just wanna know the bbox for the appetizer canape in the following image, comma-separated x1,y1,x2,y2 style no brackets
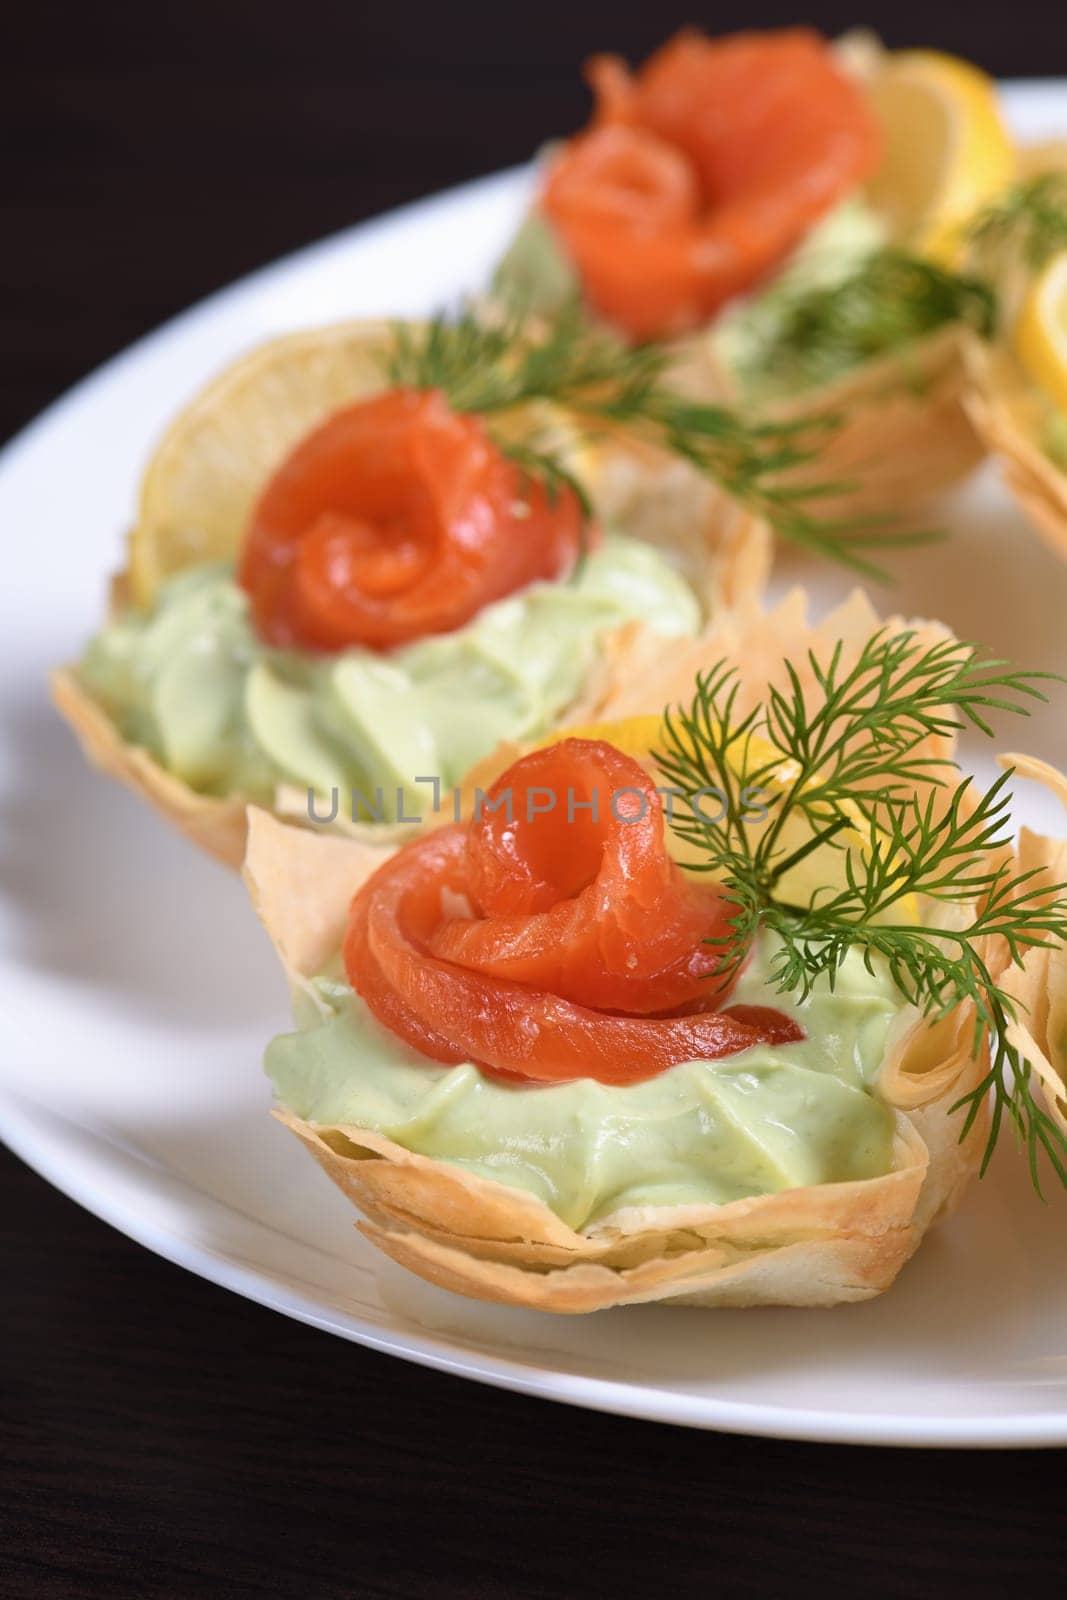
963,168,1067,556
54,311,826,867
497,29,1017,515
246,591,1067,1311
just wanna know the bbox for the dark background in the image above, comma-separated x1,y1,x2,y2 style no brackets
3,3,1066,1596
4,0,1065,448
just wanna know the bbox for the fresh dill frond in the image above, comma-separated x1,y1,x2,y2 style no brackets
385,301,937,576
654,630,1067,1194
494,436,593,517
731,249,996,397
388,300,661,416
968,173,1067,273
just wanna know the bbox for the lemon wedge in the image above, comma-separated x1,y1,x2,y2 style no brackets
866,50,1015,260
127,322,393,608
553,714,902,915
1015,253,1067,414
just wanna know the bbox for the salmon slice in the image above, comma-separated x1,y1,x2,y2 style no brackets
240,389,585,652
541,28,881,340
344,739,802,1084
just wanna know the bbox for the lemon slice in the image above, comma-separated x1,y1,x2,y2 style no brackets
128,321,393,608
1015,253,1067,414
866,50,1014,260
553,714,895,914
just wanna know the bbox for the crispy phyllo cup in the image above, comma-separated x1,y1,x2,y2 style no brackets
53,320,769,869
964,343,1067,561
995,755,1067,1141
244,590,1009,1312
698,323,985,521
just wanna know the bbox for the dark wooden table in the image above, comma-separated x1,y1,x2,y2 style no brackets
4,5,1066,1594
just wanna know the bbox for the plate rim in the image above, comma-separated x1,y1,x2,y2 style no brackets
6,1086,1064,1448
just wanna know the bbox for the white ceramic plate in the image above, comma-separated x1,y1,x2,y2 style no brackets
4,82,1067,1448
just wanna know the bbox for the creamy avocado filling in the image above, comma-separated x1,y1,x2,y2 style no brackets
78,538,700,815
265,933,902,1230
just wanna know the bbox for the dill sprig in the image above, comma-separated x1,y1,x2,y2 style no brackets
968,173,1067,273
732,249,996,398
654,630,1067,1193
493,435,593,517
386,302,934,576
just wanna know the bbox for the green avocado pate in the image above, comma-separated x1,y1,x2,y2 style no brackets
78,538,699,817
265,933,902,1229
